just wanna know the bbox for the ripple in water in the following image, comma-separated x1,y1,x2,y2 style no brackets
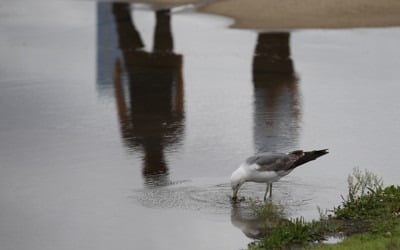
134,179,233,214
133,177,324,216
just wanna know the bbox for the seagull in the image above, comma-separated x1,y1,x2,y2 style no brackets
231,149,328,201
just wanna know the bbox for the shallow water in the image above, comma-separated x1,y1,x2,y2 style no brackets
1,1,400,249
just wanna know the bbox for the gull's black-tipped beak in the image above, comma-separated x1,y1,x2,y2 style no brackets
232,189,239,201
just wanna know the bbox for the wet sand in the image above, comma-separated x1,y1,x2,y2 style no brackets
201,0,400,29
130,0,400,29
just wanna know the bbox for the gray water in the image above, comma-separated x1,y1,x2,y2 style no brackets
1,1,400,249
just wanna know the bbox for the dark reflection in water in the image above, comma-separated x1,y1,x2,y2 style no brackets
252,33,301,153
98,3,185,187
231,203,264,239
231,201,295,241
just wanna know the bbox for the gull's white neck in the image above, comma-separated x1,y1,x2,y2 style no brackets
231,164,249,183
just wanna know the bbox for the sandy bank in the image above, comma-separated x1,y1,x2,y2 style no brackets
126,0,400,29
200,0,400,29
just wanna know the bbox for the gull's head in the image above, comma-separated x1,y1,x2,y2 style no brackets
230,166,246,201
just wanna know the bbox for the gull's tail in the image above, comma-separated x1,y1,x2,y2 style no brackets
291,149,329,169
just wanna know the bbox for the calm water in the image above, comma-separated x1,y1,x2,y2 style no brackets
1,1,400,249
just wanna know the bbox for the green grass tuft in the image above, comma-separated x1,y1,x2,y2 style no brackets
246,169,400,250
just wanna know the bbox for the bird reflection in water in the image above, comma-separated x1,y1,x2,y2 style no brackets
252,33,301,153
231,201,290,240
111,3,184,187
231,204,264,240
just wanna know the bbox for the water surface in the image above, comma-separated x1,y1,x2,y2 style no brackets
1,1,400,249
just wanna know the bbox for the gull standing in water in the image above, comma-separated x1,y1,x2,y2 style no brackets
231,149,328,201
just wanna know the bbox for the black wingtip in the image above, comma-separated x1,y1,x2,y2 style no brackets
291,148,329,168
316,149,329,156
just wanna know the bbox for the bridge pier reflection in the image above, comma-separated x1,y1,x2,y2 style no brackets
252,32,301,153
98,3,185,187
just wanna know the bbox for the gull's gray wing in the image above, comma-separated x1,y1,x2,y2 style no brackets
246,152,299,172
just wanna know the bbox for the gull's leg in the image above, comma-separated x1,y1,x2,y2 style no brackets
264,184,270,201
269,183,273,198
